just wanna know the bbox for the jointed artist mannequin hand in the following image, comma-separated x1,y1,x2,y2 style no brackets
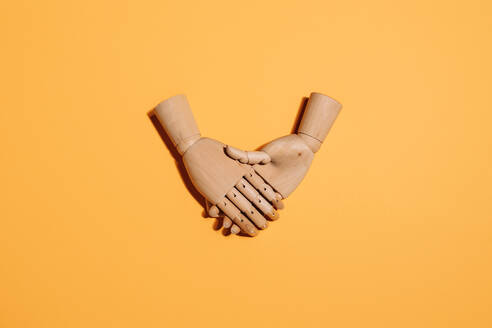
153,95,283,236
226,92,341,200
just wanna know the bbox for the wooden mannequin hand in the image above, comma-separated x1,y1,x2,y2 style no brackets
182,137,284,236
225,92,342,199
153,95,283,236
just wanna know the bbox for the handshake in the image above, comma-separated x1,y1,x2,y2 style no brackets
153,92,341,236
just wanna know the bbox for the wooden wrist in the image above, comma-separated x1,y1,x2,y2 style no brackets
154,94,201,155
297,92,341,149
177,134,201,155
297,133,321,153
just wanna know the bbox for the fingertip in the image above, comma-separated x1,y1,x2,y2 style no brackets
260,152,271,164
274,199,284,210
268,211,280,221
230,225,240,234
223,217,232,229
274,192,285,209
208,205,220,218
246,225,259,237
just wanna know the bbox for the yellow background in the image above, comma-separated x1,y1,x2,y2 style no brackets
1,0,491,327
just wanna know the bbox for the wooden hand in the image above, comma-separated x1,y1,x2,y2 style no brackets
226,92,342,199
153,95,283,236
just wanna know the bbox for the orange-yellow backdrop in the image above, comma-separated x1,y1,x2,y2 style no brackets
1,0,491,327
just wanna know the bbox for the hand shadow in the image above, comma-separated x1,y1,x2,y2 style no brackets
147,110,236,236
291,97,309,135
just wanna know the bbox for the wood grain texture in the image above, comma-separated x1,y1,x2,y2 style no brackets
183,138,248,205
253,134,314,198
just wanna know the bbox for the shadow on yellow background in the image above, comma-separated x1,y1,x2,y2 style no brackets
148,111,205,212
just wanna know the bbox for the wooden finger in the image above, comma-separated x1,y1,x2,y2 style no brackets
230,224,240,234
244,170,284,211
274,192,285,210
227,188,268,229
208,204,220,218
225,146,248,163
223,216,233,229
235,178,279,220
217,198,258,236
226,146,271,164
246,151,271,164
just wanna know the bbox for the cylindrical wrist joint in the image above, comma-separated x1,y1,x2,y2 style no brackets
154,94,201,156
297,92,341,146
